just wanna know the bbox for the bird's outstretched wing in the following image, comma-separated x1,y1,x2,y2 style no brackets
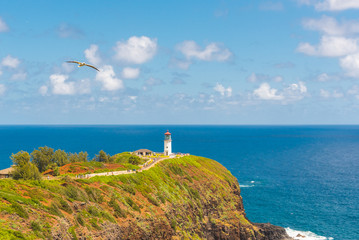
84,63,100,71
66,60,81,64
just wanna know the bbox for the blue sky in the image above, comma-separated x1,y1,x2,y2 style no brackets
1,0,359,124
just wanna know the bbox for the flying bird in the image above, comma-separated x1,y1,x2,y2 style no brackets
66,60,99,71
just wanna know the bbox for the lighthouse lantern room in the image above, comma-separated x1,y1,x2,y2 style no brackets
164,130,172,156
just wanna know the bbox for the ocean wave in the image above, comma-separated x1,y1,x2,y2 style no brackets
285,227,333,240
239,184,254,188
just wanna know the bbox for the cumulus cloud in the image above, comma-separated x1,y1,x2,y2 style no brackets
96,65,124,91
253,82,307,101
122,67,140,79
84,44,101,66
56,23,84,39
214,83,232,97
0,84,5,95
1,55,20,68
114,36,157,64
284,81,307,101
297,36,358,57
0,17,9,32
39,86,48,96
177,41,232,62
50,74,76,95
340,53,359,77
253,83,284,100
315,0,359,11
303,16,359,36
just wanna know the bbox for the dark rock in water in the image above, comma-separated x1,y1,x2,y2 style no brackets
255,223,294,240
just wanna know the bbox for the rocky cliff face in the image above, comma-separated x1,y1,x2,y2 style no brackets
0,155,292,239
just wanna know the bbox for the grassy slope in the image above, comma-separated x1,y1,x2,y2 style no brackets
0,156,262,239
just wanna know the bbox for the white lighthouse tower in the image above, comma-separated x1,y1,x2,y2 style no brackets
164,130,172,156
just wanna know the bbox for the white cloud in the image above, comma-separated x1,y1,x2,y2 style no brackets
297,36,358,57
95,65,124,91
177,41,232,62
84,44,101,66
122,67,140,79
303,16,359,36
114,36,157,64
39,86,48,96
0,69,2,76
340,53,359,77
11,72,27,80
253,82,307,101
1,55,20,68
0,84,5,95
283,81,307,101
0,17,8,32
214,83,232,97
50,74,76,95
315,0,359,11
253,83,284,100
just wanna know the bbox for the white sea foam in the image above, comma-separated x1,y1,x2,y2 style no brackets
239,184,254,188
285,227,333,240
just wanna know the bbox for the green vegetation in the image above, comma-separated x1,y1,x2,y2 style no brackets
0,155,259,239
7,147,147,179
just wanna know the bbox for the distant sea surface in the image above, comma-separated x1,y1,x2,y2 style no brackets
0,125,358,240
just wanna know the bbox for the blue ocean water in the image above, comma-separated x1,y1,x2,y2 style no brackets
0,125,358,240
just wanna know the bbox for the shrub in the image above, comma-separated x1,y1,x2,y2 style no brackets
48,202,63,217
87,206,100,217
76,214,85,226
59,198,72,214
108,197,126,218
11,202,29,219
30,221,41,231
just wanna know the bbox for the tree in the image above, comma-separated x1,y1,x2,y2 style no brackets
11,151,41,180
78,151,88,162
128,155,141,165
31,146,54,172
95,150,109,163
53,149,69,166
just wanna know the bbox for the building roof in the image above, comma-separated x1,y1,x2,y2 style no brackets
0,167,14,175
134,149,153,153
165,130,171,135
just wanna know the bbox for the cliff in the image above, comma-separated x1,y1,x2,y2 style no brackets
0,155,292,240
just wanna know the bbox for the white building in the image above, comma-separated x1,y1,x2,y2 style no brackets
164,130,172,156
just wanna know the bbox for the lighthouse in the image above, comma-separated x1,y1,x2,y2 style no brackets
164,130,172,156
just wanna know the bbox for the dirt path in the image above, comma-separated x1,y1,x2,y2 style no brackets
76,154,179,179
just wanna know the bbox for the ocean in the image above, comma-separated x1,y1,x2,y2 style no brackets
0,125,358,240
